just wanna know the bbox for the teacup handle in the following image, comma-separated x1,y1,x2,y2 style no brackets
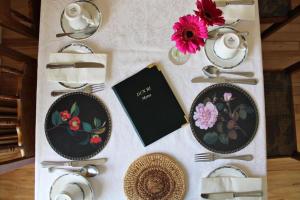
82,15,96,26
239,41,248,50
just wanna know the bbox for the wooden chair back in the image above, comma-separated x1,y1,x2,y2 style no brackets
0,45,37,164
0,0,40,39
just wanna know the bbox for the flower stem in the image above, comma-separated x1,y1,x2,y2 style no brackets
227,102,233,116
46,125,94,134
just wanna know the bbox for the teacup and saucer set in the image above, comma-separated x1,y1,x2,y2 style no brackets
60,1,102,40
50,173,94,200
204,26,248,69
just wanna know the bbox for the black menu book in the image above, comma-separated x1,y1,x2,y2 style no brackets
113,64,187,146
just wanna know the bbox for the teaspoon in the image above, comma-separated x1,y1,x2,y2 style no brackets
203,65,254,78
56,27,97,38
49,164,100,177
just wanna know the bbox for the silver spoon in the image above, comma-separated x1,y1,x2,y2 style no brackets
56,27,97,38
208,31,249,40
203,65,254,78
225,19,241,26
49,164,100,177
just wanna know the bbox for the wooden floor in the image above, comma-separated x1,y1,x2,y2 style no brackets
1,0,300,200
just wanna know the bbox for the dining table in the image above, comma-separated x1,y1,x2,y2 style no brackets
35,0,267,199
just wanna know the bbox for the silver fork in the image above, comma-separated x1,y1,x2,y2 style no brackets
51,84,105,97
194,152,253,162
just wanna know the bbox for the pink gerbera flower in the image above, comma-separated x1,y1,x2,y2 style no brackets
171,15,208,54
194,0,225,26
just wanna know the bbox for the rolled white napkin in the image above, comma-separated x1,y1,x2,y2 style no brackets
47,53,107,84
215,0,256,22
201,177,263,200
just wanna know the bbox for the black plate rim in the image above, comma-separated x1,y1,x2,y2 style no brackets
189,83,259,154
44,92,112,160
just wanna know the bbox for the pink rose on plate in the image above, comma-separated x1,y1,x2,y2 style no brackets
193,102,218,130
224,92,232,102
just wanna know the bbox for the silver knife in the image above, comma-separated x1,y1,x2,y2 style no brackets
191,76,258,85
41,158,108,168
201,191,263,199
216,0,254,7
46,62,105,69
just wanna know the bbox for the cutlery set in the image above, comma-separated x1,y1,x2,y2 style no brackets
42,158,107,178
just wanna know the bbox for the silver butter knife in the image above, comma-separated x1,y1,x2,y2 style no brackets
191,76,258,85
216,0,254,7
201,191,263,199
47,62,105,69
41,158,108,168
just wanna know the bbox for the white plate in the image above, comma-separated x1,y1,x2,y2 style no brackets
50,173,94,200
60,1,102,40
204,26,248,69
58,43,93,89
208,165,247,178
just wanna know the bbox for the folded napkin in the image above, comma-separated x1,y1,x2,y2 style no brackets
201,177,263,200
47,53,107,84
215,0,256,22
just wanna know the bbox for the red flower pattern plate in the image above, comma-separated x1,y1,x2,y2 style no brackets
45,92,111,160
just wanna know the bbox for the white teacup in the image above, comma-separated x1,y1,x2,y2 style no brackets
214,32,246,60
64,3,93,30
55,183,84,200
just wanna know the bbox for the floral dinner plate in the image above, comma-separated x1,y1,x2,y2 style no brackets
45,92,111,160
189,84,259,154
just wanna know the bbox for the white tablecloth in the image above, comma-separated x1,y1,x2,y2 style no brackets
35,0,267,199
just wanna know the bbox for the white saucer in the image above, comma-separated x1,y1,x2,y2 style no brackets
204,26,248,69
208,165,247,178
58,43,93,89
50,173,94,200
60,1,102,40
60,43,93,54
